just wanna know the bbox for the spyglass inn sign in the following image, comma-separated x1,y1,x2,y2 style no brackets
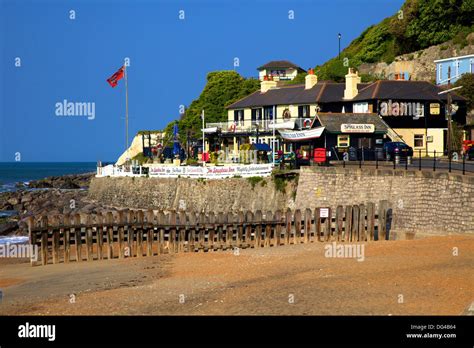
340,124,375,133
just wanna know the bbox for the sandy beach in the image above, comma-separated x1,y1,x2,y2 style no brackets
0,235,472,316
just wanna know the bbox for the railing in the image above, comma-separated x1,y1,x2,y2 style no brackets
207,117,310,134
333,148,474,175
27,201,391,266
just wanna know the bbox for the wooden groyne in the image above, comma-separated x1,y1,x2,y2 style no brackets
27,201,391,266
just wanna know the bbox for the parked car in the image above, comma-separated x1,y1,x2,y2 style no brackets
383,142,413,161
467,147,474,161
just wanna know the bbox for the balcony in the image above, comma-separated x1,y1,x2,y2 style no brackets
206,117,313,134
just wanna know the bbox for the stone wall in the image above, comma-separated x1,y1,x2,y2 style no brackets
88,168,474,239
295,167,474,238
88,176,297,213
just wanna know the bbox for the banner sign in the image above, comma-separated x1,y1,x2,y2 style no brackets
340,124,375,133
147,164,273,179
278,127,325,141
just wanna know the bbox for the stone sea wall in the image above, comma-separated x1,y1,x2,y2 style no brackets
88,168,474,239
88,176,297,213
295,167,474,238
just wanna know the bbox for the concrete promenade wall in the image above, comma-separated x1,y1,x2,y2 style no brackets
295,167,474,238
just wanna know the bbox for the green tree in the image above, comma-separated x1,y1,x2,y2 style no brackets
163,71,260,141
454,73,474,111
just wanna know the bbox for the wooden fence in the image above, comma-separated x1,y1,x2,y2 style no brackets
27,201,391,266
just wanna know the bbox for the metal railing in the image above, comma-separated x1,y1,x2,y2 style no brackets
334,148,473,175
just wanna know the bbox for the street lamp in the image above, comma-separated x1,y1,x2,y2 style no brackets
338,33,342,59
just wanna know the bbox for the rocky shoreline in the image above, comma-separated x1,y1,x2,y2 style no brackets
0,173,99,236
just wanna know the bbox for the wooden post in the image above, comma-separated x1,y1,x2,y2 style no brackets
225,212,233,250
264,210,272,247
304,208,312,243
49,215,59,264
217,212,224,250
127,210,135,257
324,208,332,242
367,202,375,241
27,216,36,267
196,212,204,252
169,210,177,254
207,211,215,251
314,208,322,242
121,209,130,257
74,213,82,262
106,212,114,260
157,211,165,254
254,210,262,248
358,204,366,242
294,209,301,244
96,213,104,261
336,206,344,242
285,209,292,245
85,214,93,261
53,215,61,264
118,210,125,258
237,211,244,248
187,211,196,252
136,210,144,257
245,211,253,249
178,210,186,253
344,205,352,242
274,210,282,246
351,205,359,242
378,200,387,241
40,216,49,266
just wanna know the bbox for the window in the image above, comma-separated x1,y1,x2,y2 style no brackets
438,64,442,82
234,110,244,125
251,108,262,124
337,135,350,148
353,102,369,113
430,103,440,115
298,105,310,118
414,134,424,148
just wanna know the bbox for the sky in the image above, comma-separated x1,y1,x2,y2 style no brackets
0,0,404,162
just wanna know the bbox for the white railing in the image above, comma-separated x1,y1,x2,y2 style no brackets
97,163,274,179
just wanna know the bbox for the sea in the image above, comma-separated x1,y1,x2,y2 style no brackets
0,163,98,244
0,162,97,193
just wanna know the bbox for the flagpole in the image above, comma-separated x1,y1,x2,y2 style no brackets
125,65,129,163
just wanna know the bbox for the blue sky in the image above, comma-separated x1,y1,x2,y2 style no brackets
0,0,404,162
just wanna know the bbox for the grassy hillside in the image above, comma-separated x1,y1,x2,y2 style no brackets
315,0,473,82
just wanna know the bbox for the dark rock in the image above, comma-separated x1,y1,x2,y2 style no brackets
0,221,18,236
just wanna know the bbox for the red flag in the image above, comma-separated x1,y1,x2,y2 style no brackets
107,66,125,87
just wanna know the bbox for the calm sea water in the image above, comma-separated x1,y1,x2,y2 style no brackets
0,162,97,192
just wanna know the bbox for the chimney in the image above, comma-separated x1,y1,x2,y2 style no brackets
305,68,318,89
261,75,277,93
344,68,361,99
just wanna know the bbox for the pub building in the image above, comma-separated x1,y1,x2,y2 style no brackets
206,66,467,160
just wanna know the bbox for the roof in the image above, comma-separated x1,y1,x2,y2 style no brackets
315,113,389,134
227,82,368,109
434,54,474,63
257,60,303,71
352,80,466,102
